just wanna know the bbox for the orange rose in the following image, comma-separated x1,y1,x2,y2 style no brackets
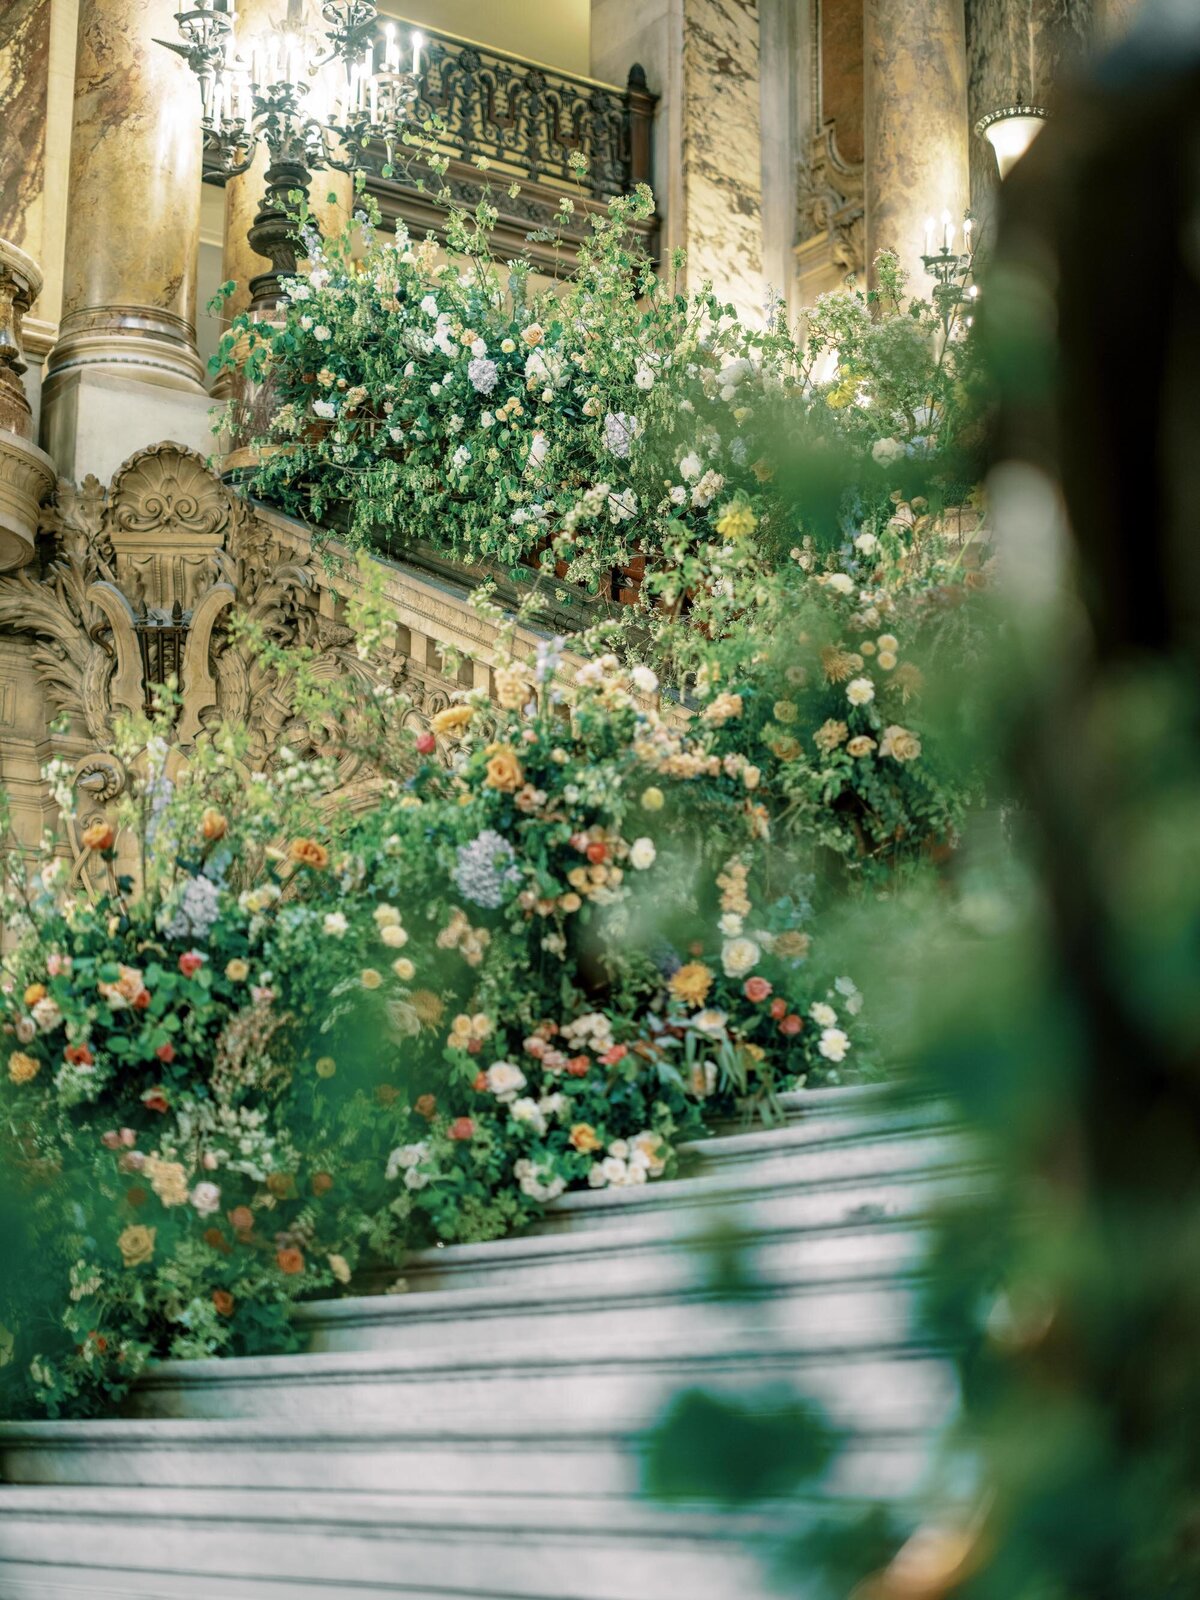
483,745,524,792
228,1206,254,1232
200,808,228,841
81,821,115,852
212,1289,235,1316
289,837,329,870
669,962,713,1007
276,1248,305,1275
569,1123,602,1153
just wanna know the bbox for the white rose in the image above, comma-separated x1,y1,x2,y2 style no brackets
630,665,658,695
819,1027,851,1062
811,1001,838,1027
719,913,744,937
31,997,63,1032
846,677,875,706
634,365,654,390
721,937,761,978
373,904,402,927
404,1167,430,1190
826,573,855,595
871,436,906,468
679,451,703,482
313,325,331,342
323,911,348,938
527,431,550,471
380,924,409,949
189,1181,221,1216
485,1060,527,1101
630,838,656,870
420,295,438,316
855,531,879,555
510,1097,547,1135
601,1156,629,1186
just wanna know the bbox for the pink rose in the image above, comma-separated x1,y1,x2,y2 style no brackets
448,1117,475,1141
101,1131,123,1150
779,1014,803,1036
415,732,436,756
178,951,206,978
744,977,773,1003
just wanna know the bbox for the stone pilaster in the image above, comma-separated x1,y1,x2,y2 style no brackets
44,0,205,395
592,0,767,326
864,0,969,291
0,239,56,571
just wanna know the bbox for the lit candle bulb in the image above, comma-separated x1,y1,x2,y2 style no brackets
923,216,934,257
412,30,424,76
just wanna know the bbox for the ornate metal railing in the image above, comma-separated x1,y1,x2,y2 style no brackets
398,30,655,199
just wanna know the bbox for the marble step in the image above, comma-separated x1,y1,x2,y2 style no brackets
296,1273,924,1356
119,1328,960,1439
0,1486,773,1600
0,1417,937,1502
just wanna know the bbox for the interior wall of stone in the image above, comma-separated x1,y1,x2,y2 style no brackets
379,0,593,76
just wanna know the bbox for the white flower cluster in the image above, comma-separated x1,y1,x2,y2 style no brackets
586,1131,666,1190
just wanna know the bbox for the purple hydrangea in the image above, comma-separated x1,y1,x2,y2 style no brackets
453,830,522,909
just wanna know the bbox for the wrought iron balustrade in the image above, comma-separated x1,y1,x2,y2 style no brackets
396,30,655,199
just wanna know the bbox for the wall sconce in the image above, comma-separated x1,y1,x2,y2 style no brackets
974,105,1048,179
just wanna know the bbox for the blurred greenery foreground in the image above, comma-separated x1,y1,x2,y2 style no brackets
3,82,1198,1598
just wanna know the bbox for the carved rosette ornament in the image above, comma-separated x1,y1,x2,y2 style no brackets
0,442,444,831
796,122,865,283
0,237,57,572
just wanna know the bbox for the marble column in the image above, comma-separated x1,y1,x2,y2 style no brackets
864,0,970,291
591,0,767,326
45,0,205,395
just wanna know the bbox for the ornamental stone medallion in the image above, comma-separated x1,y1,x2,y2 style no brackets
0,441,461,880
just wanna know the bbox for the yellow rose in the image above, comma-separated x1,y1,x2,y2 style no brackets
144,1157,189,1208
714,502,758,540
391,957,416,981
483,745,524,792
569,1123,602,1153
640,786,665,812
224,958,250,982
742,765,761,790
669,962,713,1007
521,322,545,346
494,668,531,712
360,968,384,990
880,725,922,762
23,983,45,1007
328,1253,352,1284
772,701,798,725
773,931,812,961
559,892,582,913
431,704,474,739
380,923,408,949
118,1224,157,1268
7,1052,40,1085
846,736,877,758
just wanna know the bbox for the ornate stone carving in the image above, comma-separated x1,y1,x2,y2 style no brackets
796,121,865,281
0,442,439,816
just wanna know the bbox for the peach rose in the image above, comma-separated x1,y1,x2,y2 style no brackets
414,1093,437,1119
117,1225,156,1268
290,837,329,869
200,808,228,841
276,1248,305,1275
228,1206,254,1232
448,1117,476,1141
81,821,115,852
484,745,524,792
569,1123,602,1153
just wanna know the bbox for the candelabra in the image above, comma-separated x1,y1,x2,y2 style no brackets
920,210,976,337
160,0,424,312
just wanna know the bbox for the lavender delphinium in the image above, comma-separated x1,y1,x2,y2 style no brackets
453,830,522,909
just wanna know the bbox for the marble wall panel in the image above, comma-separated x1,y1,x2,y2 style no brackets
0,0,51,258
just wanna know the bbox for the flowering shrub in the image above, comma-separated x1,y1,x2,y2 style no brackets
0,641,869,1418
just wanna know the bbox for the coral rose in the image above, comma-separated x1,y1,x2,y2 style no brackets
769,997,788,1020
117,1225,156,1268
484,745,524,792
81,821,115,852
779,1014,804,1036
64,1043,94,1066
276,1248,305,1275
569,1123,602,1153
290,837,329,869
200,808,228,841
7,1052,40,1085
155,1042,176,1063
744,977,773,1003
212,1289,235,1316
415,730,437,756
448,1117,475,1141
178,950,205,978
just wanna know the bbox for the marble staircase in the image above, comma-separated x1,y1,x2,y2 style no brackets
0,1086,979,1600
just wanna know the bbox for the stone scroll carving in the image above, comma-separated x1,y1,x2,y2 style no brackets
0,443,457,844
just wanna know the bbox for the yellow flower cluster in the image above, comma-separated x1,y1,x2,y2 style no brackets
143,1156,189,1208
669,962,713,1006
449,1012,493,1050
717,859,751,917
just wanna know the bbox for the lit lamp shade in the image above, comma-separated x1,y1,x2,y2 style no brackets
974,106,1048,179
